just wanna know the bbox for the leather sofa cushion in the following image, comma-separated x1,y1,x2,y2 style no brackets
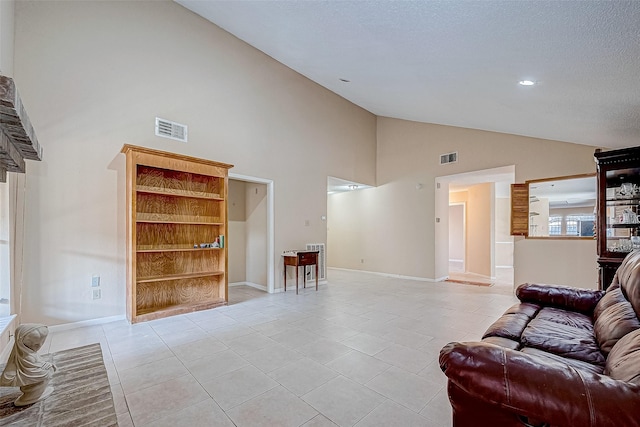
605,328,640,385
594,301,640,354
535,306,593,331
521,317,605,366
608,249,640,316
481,336,520,350
482,303,539,341
521,347,605,375
594,287,627,321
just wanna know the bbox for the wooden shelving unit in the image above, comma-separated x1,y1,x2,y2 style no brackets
121,145,233,323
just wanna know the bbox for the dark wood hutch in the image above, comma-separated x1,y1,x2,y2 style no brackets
596,146,640,289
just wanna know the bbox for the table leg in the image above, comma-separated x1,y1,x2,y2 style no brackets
284,263,287,292
315,263,318,291
303,265,306,289
296,265,299,294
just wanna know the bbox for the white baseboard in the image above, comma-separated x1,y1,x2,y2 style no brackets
328,267,443,282
230,281,268,292
48,314,126,333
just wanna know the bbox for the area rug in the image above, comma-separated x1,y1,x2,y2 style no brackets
0,343,118,426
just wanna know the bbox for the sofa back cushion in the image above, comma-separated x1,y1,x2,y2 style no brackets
593,298,640,353
608,249,640,317
605,328,640,385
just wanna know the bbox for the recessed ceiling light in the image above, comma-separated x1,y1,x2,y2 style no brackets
339,78,351,83
348,184,359,190
518,80,536,86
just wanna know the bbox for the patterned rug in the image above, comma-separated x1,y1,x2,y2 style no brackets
0,343,117,426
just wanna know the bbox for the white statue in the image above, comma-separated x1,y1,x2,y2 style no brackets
0,323,56,406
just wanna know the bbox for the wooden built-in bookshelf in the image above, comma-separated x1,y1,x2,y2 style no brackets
121,144,233,323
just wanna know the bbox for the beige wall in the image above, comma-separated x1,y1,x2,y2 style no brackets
245,183,267,286
13,1,376,325
495,197,513,267
228,180,247,283
329,117,598,288
0,0,14,76
466,183,494,278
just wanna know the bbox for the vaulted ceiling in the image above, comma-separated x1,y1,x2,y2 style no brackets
177,0,640,149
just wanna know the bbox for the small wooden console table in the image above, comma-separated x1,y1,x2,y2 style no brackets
283,250,319,294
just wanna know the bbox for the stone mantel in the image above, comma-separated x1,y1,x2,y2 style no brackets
0,75,43,182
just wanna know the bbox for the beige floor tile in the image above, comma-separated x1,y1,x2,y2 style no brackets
302,376,385,427
158,326,210,348
127,374,210,426
325,351,391,384
340,332,392,356
420,387,453,427
242,342,303,373
270,328,320,348
365,366,440,412
171,336,228,363
303,414,340,426
373,343,431,373
185,349,249,382
140,399,235,427
111,344,174,372
354,400,440,427
268,357,338,396
50,269,522,427
225,332,276,355
226,386,318,427
119,356,189,394
200,365,279,410
297,338,352,364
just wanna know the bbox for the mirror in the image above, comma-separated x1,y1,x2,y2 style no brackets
527,174,596,238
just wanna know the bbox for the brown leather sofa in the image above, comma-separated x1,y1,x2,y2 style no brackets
439,250,640,427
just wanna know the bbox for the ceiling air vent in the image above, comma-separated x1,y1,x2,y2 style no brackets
155,117,188,142
440,151,458,165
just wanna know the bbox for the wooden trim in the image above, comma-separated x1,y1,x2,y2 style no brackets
121,144,233,170
526,172,596,185
510,183,529,236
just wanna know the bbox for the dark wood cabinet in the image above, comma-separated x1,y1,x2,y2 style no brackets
595,146,640,289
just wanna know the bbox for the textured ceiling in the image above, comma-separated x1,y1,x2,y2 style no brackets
176,0,640,149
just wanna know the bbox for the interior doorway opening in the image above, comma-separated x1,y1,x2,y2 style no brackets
228,174,275,299
435,165,515,290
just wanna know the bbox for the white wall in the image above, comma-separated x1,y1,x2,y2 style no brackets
0,0,14,76
13,1,376,325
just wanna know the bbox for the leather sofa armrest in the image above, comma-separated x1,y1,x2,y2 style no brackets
439,341,640,427
516,283,605,314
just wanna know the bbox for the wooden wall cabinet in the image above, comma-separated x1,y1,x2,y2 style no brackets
595,146,640,289
121,145,233,323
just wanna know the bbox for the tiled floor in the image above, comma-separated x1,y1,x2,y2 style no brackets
41,269,518,427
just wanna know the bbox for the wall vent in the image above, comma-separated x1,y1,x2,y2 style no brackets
305,243,326,281
155,117,188,142
440,151,458,165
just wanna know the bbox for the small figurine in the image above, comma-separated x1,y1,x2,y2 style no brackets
0,324,56,406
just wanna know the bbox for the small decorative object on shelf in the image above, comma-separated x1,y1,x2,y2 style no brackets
595,146,640,289
121,145,233,322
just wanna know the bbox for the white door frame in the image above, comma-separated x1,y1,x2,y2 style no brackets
229,173,276,293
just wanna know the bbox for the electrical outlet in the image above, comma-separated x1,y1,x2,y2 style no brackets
91,275,100,287
92,289,101,300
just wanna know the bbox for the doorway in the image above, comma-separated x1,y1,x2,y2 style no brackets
435,165,515,289
228,174,275,299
